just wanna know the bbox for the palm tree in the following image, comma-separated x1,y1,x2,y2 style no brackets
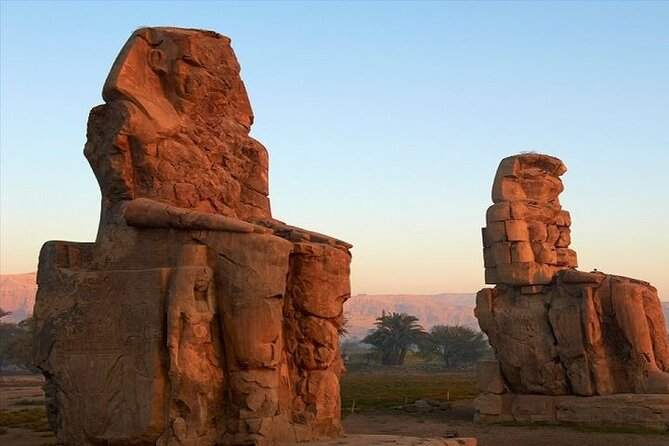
362,312,427,365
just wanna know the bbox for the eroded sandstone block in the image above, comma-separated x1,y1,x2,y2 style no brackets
476,393,669,432
476,360,505,395
477,273,669,396
33,27,351,446
555,394,669,431
482,153,574,285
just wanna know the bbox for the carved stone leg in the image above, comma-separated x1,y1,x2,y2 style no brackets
165,245,224,446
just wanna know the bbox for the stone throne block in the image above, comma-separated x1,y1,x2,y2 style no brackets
33,27,352,446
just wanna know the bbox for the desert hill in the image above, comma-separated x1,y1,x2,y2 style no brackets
343,293,478,340
0,272,37,323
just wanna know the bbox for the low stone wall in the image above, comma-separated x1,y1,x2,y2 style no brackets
475,360,669,431
475,392,669,431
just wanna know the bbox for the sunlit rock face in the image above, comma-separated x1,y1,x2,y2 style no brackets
474,153,669,429
482,153,576,287
33,27,351,446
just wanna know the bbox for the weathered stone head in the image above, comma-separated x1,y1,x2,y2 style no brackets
491,153,566,204
85,27,270,221
103,27,253,131
482,153,577,286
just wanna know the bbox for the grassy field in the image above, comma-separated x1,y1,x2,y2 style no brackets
0,375,55,443
1,368,476,431
0,407,51,432
340,366,477,412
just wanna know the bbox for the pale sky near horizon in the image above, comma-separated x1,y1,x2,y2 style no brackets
1,1,668,299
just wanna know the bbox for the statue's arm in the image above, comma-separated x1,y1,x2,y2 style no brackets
123,198,271,234
256,218,352,249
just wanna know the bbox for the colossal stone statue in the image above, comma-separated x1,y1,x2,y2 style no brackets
33,27,351,446
474,153,669,429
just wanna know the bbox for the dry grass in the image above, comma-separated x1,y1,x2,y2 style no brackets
340,367,477,412
0,408,51,432
12,399,45,406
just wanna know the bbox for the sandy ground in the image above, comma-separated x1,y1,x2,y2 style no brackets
2,376,667,446
311,435,474,445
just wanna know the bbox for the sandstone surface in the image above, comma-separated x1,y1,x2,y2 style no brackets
482,153,576,286
33,27,351,446
475,153,669,429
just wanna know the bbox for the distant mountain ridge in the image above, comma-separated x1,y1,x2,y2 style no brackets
0,272,37,323
1,273,668,338
344,293,478,340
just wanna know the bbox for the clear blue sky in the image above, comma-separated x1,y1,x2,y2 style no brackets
1,1,668,299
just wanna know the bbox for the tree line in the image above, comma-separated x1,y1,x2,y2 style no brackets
361,311,490,366
0,308,35,373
